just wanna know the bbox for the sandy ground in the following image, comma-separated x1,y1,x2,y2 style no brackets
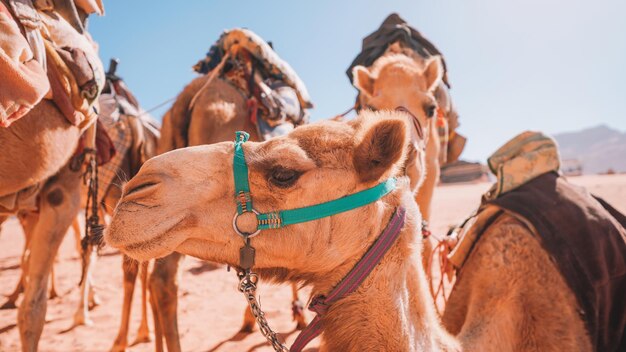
1,174,624,351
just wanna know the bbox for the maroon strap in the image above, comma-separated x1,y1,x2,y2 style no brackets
290,207,406,351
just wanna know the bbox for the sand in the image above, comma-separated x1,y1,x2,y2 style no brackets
1,174,624,351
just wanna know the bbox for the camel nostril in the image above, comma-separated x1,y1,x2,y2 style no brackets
125,182,158,197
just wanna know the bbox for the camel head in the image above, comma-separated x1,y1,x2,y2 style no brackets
106,111,424,282
352,54,444,144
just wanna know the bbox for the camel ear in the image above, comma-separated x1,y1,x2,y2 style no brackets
354,118,407,183
352,66,375,98
423,56,443,92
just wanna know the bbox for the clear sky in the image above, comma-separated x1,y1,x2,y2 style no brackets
89,0,626,162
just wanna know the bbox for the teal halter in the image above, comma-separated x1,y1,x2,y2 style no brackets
232,131,397,238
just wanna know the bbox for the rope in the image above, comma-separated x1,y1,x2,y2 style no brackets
133,51,232,119
139,96,177,116
78,148,104,286
189,52,231,110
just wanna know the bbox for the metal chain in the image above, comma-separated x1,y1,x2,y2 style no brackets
237,270,290,352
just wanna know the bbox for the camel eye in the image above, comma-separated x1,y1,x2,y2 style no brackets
269,167,301,188
425,105,437,118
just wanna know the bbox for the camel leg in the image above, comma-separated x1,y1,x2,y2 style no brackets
111,256,139,352
88,271,101,310
74,243,97,326
149,252,183,352
0,215,6,235
18,165,81,352
149,281,164,352
291,283,306,330
133,260,151,344
71,216,93,325
72,218,82,258
240,306,256,333
2,275,24,310
48,262,58,299
72,217,101,310
1,212,38,310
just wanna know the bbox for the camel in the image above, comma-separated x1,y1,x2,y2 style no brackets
352,51,443,226
351,50,448,273
106,111,463,351
0,3,105,351
1,109,88,352
2,50,158,348
0,128,155,333
440,213,593,351
435,131,626,351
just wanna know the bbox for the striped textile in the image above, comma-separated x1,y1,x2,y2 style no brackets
96,94,131,203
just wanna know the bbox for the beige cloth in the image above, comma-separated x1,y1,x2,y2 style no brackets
0,183,40,214
0,1,49,127
484,131,560,200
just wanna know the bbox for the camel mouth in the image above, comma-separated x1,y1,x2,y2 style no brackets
106,210,189,261
120,229,176,261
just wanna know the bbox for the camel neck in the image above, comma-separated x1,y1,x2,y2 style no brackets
315,220,457,351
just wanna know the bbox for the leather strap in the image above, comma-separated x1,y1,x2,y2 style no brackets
290,207,406,351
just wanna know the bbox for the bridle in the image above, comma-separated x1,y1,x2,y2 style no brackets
231,131,405,351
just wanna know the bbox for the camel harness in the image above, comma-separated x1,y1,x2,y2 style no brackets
231,131,405,351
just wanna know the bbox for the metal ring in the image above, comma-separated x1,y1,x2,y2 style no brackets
232,209,261,238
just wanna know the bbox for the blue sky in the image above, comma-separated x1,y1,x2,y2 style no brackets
89,0,626,162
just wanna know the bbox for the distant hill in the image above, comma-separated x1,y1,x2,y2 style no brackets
553,125,626,174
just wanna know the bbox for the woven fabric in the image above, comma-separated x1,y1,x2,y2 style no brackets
96,95,131,202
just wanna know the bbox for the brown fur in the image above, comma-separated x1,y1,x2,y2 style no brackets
442,215,592,351
351,53,442,221
353,118,407,182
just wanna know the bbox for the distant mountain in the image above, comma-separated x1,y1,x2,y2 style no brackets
553,125,626,174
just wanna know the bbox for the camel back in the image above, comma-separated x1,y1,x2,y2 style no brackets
167,29,312,148
194,28,313,109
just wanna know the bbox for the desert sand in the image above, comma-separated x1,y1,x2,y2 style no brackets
1,174,624,351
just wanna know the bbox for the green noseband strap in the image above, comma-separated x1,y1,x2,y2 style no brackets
232,131,396,236
234,131,252,214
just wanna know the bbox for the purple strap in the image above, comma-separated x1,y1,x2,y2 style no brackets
290,207,406,352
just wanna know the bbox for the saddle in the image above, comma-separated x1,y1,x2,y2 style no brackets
185,28,313,143
347,13,466,164
0,0,104,129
